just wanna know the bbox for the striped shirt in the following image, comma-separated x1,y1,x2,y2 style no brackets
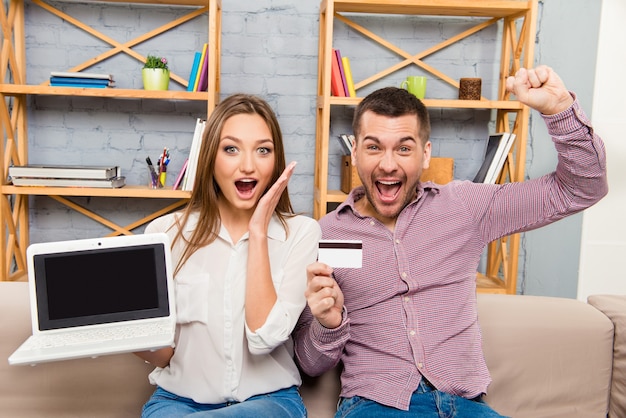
294,97,607,411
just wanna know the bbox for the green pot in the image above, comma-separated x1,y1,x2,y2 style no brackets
142,68,170,91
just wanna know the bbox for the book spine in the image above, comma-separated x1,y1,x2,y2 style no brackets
9,167,117,179
194,44,208,92
172,159,189,190
186,52,202,92
197,46,210,92
335,49,350,97
330,49,345,97
50,71,113,80
50,77,111,85
49,83,107,88
341,56,356,97
183,119,206,191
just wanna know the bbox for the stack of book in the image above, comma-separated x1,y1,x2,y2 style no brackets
186,43,209,92
472,132,517,184
9,165,125,188
49,71,115,88
330,49,356,97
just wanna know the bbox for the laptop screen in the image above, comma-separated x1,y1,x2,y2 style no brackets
33,242,170,331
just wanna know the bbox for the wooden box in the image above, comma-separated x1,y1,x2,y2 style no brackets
340,155,454,194
341,155,361,193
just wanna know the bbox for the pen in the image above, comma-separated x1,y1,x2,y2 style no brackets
158,148,169,188
146,157,158,188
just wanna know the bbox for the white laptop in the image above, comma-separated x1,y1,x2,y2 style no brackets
8,233,176,366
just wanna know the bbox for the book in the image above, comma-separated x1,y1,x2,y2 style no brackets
472,133,515,184
194,43,208,92
50,71,114,81
336,134,352,155
341,56,356,97
11,176,126,188
335,49,349,97
8,165,119,180
485,133,516,184
49,83,108,89
330,49,345,97
50,77,113,86
172,158,188,190
186,51,202,92
182,118,207,191
197,47,210,92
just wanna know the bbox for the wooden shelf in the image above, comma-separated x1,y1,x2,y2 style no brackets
0,0,221,281
1,185,191,199
313,0,538,294
0,84,212,101
322,96,525,110
328,0,533,17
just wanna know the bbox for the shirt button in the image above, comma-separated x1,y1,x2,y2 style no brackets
409,330,416,336
401,272,407,279
404,296,410,302
370,221,375,226
395,239,400,244
418,362,424,368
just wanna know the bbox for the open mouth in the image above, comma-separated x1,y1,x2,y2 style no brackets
376,180,401,202
235,179,257,198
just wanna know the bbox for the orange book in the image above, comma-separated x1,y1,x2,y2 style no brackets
330,49,345,97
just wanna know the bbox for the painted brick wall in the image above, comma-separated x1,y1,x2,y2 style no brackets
23,0,496,243
19,1,603,298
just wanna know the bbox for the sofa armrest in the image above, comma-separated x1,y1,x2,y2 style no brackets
0,282,155,418
588,294,626,418
478,294,613,418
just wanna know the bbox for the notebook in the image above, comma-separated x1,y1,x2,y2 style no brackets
8,233,176,366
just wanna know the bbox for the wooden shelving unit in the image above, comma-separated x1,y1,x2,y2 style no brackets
314,0,538,294
0,0,222,281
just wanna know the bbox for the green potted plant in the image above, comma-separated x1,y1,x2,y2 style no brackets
142,55,170,90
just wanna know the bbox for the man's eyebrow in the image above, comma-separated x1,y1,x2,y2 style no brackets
361,135,417,143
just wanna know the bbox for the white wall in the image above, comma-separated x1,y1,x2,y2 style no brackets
577,0,626,300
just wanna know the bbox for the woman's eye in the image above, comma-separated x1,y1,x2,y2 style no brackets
224,146,238,154
257,147,272,155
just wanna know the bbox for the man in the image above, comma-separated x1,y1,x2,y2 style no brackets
293,65,608,417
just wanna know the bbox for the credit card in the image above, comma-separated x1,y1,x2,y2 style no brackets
318,240,362,268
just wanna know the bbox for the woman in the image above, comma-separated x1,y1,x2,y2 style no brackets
137,94,321,417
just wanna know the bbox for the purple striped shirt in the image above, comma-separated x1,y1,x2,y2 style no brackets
294,97,608,411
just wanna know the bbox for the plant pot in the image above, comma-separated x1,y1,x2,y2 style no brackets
142,68,170,91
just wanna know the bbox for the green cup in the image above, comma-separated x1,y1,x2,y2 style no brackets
401,76,427,99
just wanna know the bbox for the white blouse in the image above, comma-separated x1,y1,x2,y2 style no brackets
145,211,321,403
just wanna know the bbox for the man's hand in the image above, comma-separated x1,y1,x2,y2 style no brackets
506,65,574,115
305,262,344,329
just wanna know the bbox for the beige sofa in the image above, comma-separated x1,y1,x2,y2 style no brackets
1,281,624,418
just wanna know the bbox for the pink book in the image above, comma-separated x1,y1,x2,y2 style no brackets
197,49,209,92
172,158,189,189
335,49,350,97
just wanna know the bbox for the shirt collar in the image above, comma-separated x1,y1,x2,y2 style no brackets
335,182,442,217
183,211,287,242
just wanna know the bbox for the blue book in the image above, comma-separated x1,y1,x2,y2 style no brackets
50,76,111,85
50,82,107,88
186,51,202,92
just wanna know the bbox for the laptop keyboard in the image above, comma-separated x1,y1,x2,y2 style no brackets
21,321,172,350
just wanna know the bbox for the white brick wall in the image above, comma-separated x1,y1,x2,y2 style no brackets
19,0,602,296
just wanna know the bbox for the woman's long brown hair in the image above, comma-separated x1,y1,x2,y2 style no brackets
170,94,294,275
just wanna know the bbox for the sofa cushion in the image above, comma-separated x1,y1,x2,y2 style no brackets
588,294,626,418
0,282,155,418
478,294,613,418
